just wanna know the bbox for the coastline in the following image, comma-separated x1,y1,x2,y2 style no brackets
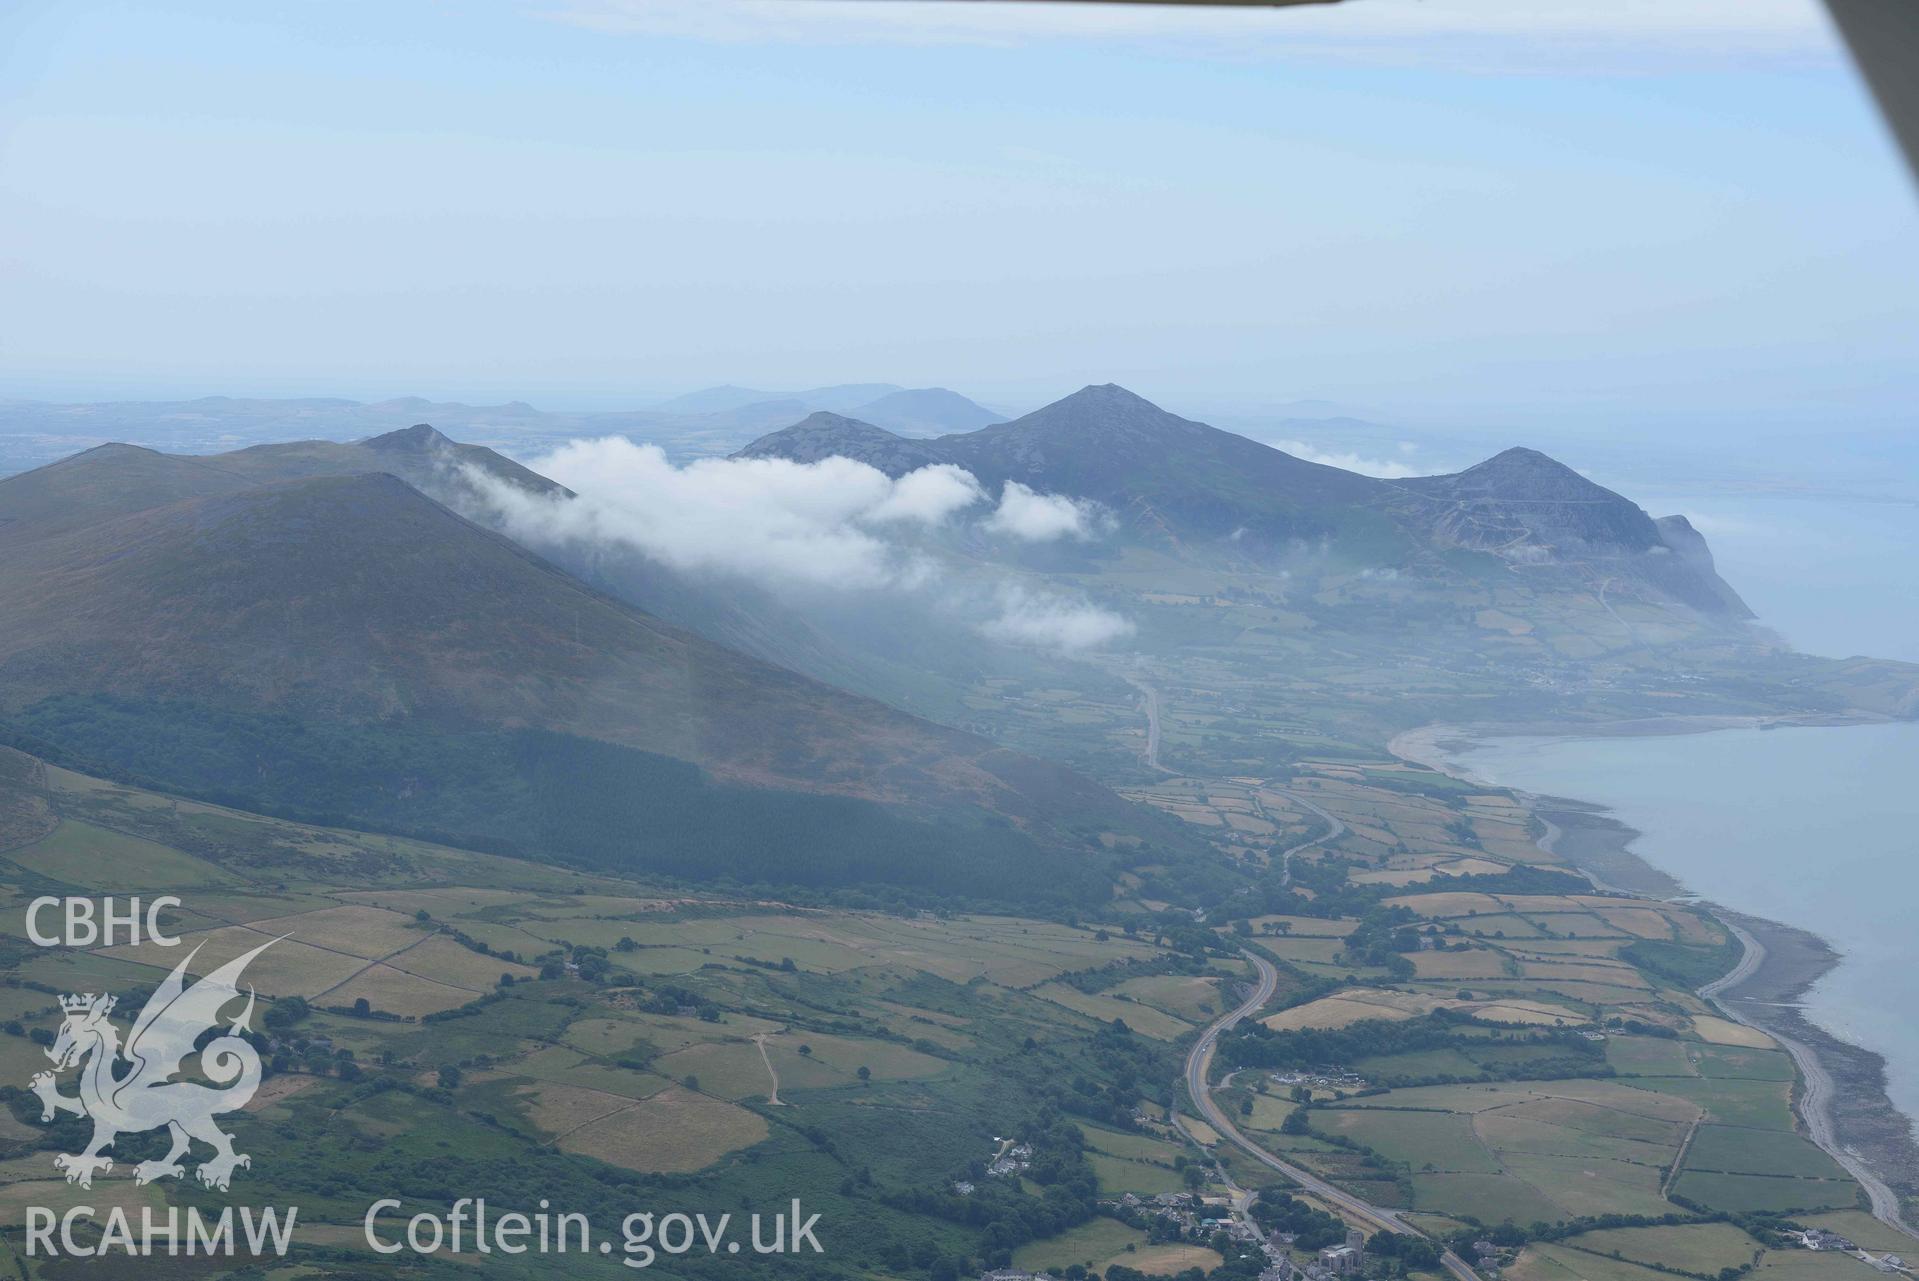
1388,719,1919,1239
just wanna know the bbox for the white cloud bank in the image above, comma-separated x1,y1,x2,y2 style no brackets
982,584,1134,651
474,438,977,589
987,481,1110,541
461,439,1131,651
1272,439,1425,480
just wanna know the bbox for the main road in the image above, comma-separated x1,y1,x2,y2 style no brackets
1702,920,1917,1240
1183,950,1483,1281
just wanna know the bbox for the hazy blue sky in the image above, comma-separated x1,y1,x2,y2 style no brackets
3,0,1915,433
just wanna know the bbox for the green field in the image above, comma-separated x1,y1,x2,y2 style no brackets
0,604,1887,1281
1671,1171,1861,1214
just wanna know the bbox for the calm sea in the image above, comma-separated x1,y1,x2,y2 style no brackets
1452,722,1919,1132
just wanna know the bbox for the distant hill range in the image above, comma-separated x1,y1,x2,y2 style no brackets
648,384,1001,434
739,383,1754,619
0,385,1003,476
0,428,1196,905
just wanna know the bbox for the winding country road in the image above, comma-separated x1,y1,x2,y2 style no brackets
1266,789,1345,888
1130,679,1475,1270
1184,951,1483,1280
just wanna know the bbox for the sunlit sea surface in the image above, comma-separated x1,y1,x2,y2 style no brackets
1453,721,1919,1135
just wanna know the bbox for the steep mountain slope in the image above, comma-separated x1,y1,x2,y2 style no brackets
1396,447,1664,554
1652,515,1754,617
198,422,570,500
1394,449,1754,617
0,443,253,548
0,455,1197,902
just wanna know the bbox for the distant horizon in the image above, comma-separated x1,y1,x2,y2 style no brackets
5,1,1916,442
6,374,1918,443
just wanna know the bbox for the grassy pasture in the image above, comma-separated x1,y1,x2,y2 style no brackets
1082,1124,1183,1165
520,1079,645,1138
1087,1151,1187,1196
1263,987,1433,1030
1509,1243,1701,1281
245,903,425,957
1498,1151,1672,1218
553,1085,769,1173
652,1039,783,1099
1750,1253,1884,1280
1457,913,1546,939
1032,982,1191,1039
1012,1217,1147,1271
1410,1171,1563,1225
1261,936,1349,964
1111,973,1223,1021
1411,949,1510,980
1351,1046,1482,1080
324,962,476,1017
1605,1035,1698,1078
1691,1015,1778,1048
3,818,233,890
1652,1076,1796,1130
387,932,540,988
1691,1043,1795,1080
513,1045,669,1099
100,926,367,996
1471,1111,1680,1167
1560,1221,1762,1274
770,1029,947,1083
1683,1125,1849,1180
1316,1107,1500,1173
1338,1081,1701,1136
1117,1245,1228,1276
1670,1170,1860,1215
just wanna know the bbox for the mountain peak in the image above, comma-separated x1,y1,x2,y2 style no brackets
1478,445,1575,472
799,410,890,433
1402,446,1670,560
362,423,451,452
63,442,168,464
1429,446,1610,500
1056,383,1160,411
987,384,1191,441
734,413,943,476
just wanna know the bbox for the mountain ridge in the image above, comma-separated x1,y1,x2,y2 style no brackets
738,384,1753,618
0,453,1197,902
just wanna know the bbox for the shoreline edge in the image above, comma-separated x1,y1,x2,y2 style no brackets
1388,718,1919,1242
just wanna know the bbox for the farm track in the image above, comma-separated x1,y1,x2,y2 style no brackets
1662,1114,1702,1199
755,1033,785,1106
312,929,448,1002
